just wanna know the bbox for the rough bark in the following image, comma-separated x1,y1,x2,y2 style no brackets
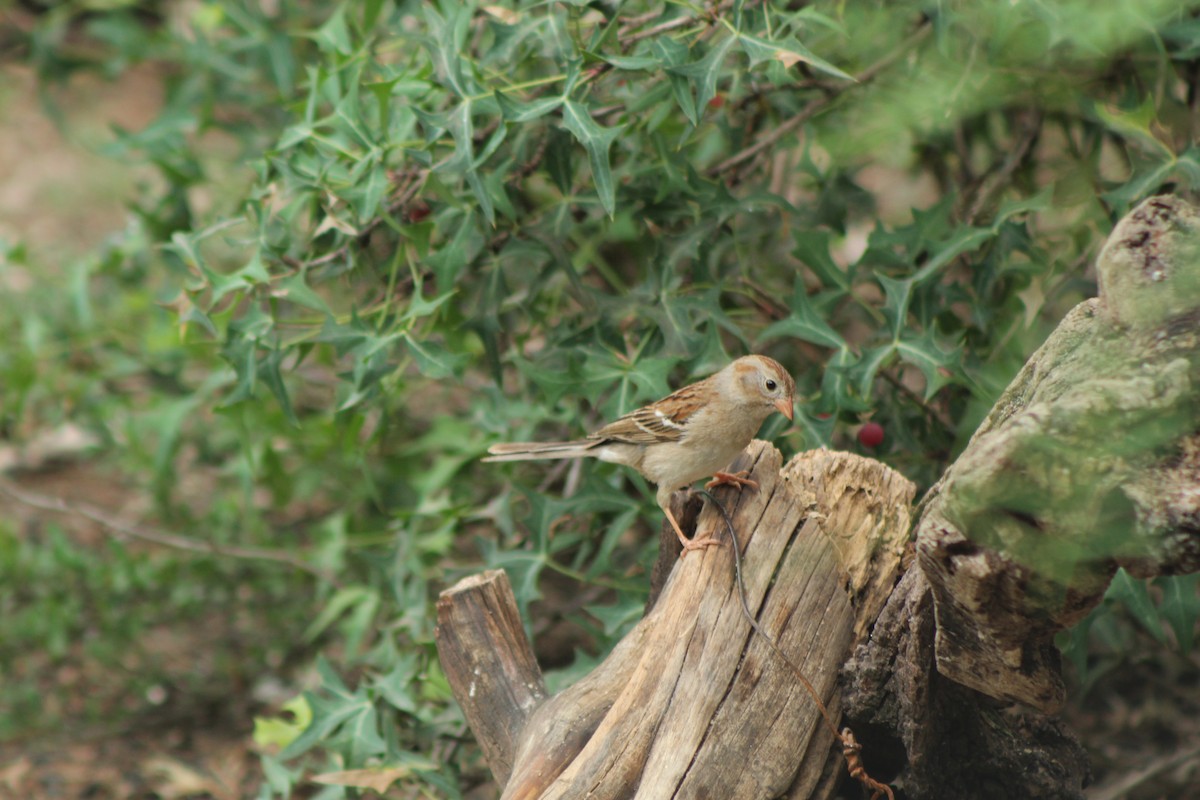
843,195,1200,798
917,195,1200,711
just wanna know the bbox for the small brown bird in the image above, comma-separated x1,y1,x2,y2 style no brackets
484,355,795,554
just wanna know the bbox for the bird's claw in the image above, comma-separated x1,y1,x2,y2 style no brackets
705,470,758,492
678,535,723,558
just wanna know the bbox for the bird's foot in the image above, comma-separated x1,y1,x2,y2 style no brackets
679,533,723,557
705,470,759,492
665,505,723,558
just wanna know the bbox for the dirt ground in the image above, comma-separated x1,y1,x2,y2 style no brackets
1,49,1198,800
0,60,272,799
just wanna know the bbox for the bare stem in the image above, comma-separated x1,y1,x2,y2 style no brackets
0,479,339,585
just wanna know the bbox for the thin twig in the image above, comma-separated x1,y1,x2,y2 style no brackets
708,21,932,177
0,479,339,585
621,2,732,47
880,368,957,434
616,8,667,38
964,110,1043,224
738,276,795,320
622,14,699,46
1087,741,1200,800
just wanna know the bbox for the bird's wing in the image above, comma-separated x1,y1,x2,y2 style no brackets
587,382,705,445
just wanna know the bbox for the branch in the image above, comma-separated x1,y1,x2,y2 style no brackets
963,109,1043,224
0,479,338,585
618,2,734,47
708,21,932,177
916,195,1200,712
1089,741,1200,800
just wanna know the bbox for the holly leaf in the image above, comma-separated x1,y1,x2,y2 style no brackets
759,285,845,349
667,34,736,121
878,274,913,339
1159,574,1200,652
894,328,962,400
737,32,854,82
494,90,563,123
792,229,850,291
652,37,696,125
402,332,467,378
561,100,621,216
821,347,869,412
1106,569,1167,644
443,100,495,225
260,348,299,426
795,406,836,448
275,271,331,313
852,343,897,398
281,659,368,759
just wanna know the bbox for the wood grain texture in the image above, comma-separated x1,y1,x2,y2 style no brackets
434,570,547,786
440,442,916,799
781,448,915,645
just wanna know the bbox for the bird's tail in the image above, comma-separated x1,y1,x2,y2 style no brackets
482,440,596,462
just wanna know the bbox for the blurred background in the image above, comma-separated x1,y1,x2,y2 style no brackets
1,1,1198,797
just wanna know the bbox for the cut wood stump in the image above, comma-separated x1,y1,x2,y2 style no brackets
442,197,1200,798
438,443,913,799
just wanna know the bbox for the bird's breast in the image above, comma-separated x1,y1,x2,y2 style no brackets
639,411,763,490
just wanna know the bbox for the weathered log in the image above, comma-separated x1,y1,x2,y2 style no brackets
435,570,547,786
918,195,1200,712
843,195,1200,798
438,443,914,799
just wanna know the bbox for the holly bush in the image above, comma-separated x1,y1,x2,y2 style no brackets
8,0,1200,796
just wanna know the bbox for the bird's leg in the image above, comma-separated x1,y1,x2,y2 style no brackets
705,470,759,492
664,504,723,558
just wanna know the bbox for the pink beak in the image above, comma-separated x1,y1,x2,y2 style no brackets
775,397,794,421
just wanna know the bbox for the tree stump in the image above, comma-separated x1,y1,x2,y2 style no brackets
441,196,1200,798
439,443,914,799
843,195,1200,798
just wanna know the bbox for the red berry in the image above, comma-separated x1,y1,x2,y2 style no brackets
858,422,885,448
408,201,431,222
708,94,725,109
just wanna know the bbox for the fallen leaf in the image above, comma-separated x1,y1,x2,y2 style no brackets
313,212,358,238
0,757,32,793
311,766,417,794
145,756,230,800
482,5,519,24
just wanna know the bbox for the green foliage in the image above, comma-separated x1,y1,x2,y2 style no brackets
7,0,1200,795
1061,569,1200,699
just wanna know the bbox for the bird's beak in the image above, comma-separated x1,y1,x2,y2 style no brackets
775,397,794,421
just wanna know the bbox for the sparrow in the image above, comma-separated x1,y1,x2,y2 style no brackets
484,355,795,554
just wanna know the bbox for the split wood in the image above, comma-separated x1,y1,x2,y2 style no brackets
699,486,894,800
436,443,913,799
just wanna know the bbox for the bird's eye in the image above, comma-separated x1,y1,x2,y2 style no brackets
765,379,777,391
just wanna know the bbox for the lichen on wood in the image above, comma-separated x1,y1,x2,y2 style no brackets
916,195,1200,713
